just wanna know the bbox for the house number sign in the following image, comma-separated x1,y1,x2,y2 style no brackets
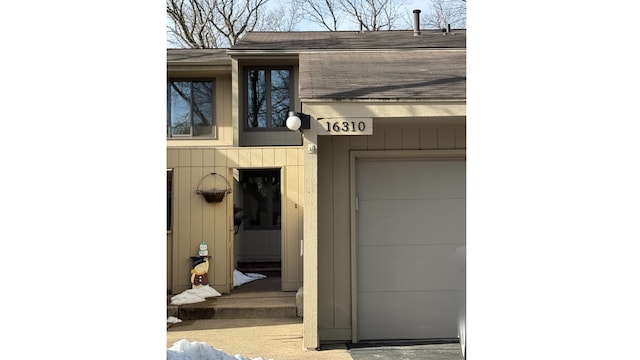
317,118,373,135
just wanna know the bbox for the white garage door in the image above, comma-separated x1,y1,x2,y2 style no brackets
357,158,465,340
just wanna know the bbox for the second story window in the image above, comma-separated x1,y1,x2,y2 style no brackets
245,67,291,130
167,80,215,138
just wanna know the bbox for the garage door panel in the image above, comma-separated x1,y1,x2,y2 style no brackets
358,244,465,292
358,290,461,340
357,158,465,341
358,160,465,200
358,198,465,246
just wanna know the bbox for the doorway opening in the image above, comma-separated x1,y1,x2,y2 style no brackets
233,168,282,292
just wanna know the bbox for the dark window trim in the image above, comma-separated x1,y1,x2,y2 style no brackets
167,169,173,232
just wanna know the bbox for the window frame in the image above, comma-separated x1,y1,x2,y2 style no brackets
243,66,293,131
167,79,216,138
167,169,173,232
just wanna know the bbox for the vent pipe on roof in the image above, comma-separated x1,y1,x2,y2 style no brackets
413,9,421,36
443,23,454,36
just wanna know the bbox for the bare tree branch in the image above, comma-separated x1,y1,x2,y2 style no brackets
422,0,466,30
296,0,341,31
167,0,219,48
167,0,273,48
167,0,466,48
296,0,407,31
258,2,303,31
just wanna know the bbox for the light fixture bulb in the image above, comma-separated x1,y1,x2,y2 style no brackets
286,112,301,131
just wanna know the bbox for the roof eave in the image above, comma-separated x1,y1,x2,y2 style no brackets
299,97,466,103
226,50,303,59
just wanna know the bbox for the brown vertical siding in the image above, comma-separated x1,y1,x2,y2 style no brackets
282,165,304,291
420,126,438,149
317,136,335,330
317,121,466,341
402,128,421,150
437,126,456,149
167,147,304,295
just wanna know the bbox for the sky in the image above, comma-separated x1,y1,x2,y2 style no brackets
166,0,448,47
285,0,437,31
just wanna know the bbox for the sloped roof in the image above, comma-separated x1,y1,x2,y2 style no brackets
299,50,465,100
229,30,465,52
168,31,466,100
166,48,230,65
230,30,466,100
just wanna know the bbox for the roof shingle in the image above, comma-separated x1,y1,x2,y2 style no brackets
229,30,465,52
166,48,230,65
299,50,465,100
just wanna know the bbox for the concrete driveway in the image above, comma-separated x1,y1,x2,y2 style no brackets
167,318,464,360
167,318,352,360
349,341,464,360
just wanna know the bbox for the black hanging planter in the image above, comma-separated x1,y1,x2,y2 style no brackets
195,172,231,203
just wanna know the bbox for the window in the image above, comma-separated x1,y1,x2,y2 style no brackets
245,67,292,129
241,169,281,230
167,80,215,137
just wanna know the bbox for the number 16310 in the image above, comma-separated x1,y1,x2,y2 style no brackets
321,119,372,135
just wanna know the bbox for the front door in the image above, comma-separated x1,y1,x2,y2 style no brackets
234,169,282,285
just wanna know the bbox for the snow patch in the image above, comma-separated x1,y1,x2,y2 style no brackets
168,270,266,306
170,285,222,305
234,270,266,287
167,339,269,360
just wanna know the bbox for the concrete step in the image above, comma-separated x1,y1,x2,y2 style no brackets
176,295,297,320
168,276,299,320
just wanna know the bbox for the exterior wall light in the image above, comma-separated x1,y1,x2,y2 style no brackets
286,111,311,131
